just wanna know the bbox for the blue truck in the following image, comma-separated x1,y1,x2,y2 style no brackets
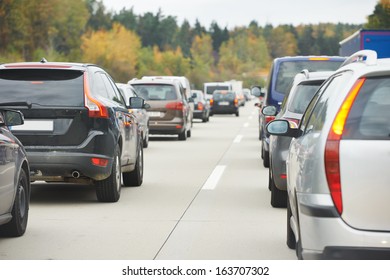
339,29,390,58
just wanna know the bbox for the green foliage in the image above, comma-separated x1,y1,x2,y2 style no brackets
365,0,390,29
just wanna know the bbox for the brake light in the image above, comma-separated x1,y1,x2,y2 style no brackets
285,117,300,128
166,101,184,111
84,73,109,118
324,78,365,215
234,98,238,106
265,116,275,124
197,102,204,111
210,99,214,106
91,157,109,167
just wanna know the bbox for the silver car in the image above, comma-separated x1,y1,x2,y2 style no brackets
267,50,390,259
0,109,30,237
263,70,333,208
117,83,150,148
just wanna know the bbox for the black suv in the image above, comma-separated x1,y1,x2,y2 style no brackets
0,60,146,202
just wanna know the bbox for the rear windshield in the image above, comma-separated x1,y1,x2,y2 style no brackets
288,82,322,114
205,85,230,95
213,91,235,101
275,60,342,95
132,84,177,101
344,76,390,140
0,69,84,106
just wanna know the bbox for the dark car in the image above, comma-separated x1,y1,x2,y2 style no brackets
210,90,240,117
130,78,192,141
0,108,30,237
0,60,146,202
117,83,150,148
252,55,345,167
191,90,210,122
263,70,333,208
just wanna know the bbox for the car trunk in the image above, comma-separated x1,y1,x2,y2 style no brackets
339,140,390,231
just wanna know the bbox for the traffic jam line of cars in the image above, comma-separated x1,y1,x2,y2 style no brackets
254,50,390,259
0,60,245,238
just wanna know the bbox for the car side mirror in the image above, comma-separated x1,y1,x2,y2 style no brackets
266,119,300,138
0,110,24,127
251,86,264,97
262,106,277,116
129,97,145,109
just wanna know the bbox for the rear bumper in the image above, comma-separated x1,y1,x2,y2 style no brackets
28,151,113,181
211,106,238,114
149,121,185,135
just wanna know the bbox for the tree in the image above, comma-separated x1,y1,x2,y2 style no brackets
189,34,214,88
86,0,112,31
112,7,138,31
268,26,298,58
365,0,390,29
81,23,141,82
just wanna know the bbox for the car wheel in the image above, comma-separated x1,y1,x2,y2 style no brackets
0,168,30,237
235,110,239,117
178,130,187,141
270,173,287,208
187,128,191,138
95,146,121,202
262,141,270,168
287,198,296,249
123,141,144,187
143,130,149,148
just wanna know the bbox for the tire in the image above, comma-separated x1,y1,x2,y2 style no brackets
178,130,187,141
270,172,287,208
0,168,30,237
142,130,149,148
235,110,239,117
187,128,191,138
262,141,270,168
287,198,296,249
95,146,121,202
123,142,144,187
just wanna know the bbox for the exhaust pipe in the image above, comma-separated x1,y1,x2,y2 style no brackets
71,170,81,179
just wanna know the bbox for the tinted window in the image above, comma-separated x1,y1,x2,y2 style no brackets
132,84,177,100
206,85,229,95
275,60,343,95
0,69,84,106
343,77,390,140
213,91,236,101
288,82,322,114
301,72,352,134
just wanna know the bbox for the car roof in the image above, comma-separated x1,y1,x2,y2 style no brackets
273,55,346,63
129,77,181,86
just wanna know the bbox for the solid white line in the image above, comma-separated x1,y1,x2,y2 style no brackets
202,165,226,190
233,135,243,143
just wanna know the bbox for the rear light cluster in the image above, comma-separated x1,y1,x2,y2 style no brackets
197,102,204,111
165,101,184,111
324,78,365,215
234,98,238,106
210,99,214,106
84,73,109,119
265,116,275,124
285,117,300,128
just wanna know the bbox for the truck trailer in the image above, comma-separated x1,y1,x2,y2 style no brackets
339,29,390,58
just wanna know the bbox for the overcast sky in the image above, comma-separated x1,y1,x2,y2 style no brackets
102,0,378,28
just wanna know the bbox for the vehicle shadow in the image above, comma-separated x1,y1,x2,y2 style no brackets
30,182,98,204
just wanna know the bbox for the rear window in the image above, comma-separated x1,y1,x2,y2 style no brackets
213,91,235,101
344,76,390,140
205,85,230,95
275,60,342,95
132,84,177,101
0,69,84,106
288,82,323,114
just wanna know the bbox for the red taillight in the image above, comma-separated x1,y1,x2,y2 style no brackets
285,117,300,127
324,78,365,215
166,101,184,111
91,157,109,167
265,115,275,124
234,98,238,106
210,99,214,106
84,73,109,119
197,102,204,111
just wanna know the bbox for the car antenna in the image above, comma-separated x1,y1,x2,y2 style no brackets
40,57,48,63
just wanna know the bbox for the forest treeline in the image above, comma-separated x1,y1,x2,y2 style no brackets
0,0,389,88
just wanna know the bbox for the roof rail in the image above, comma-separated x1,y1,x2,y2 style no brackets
340,50,377,68
300,69,310,78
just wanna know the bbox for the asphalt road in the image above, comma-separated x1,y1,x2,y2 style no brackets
0,99,296,260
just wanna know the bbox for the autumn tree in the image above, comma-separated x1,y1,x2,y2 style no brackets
365,0,390,28
189,34,214,88
81,23,141,82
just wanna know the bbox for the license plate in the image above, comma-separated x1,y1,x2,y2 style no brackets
148,111,161,117
218,101,229,106
10,120,54,131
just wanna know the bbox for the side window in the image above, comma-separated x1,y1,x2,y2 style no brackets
303,71,353,135
100,73,125,105
92,72,110,99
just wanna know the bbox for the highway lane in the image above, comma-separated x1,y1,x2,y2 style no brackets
0,100,295,260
